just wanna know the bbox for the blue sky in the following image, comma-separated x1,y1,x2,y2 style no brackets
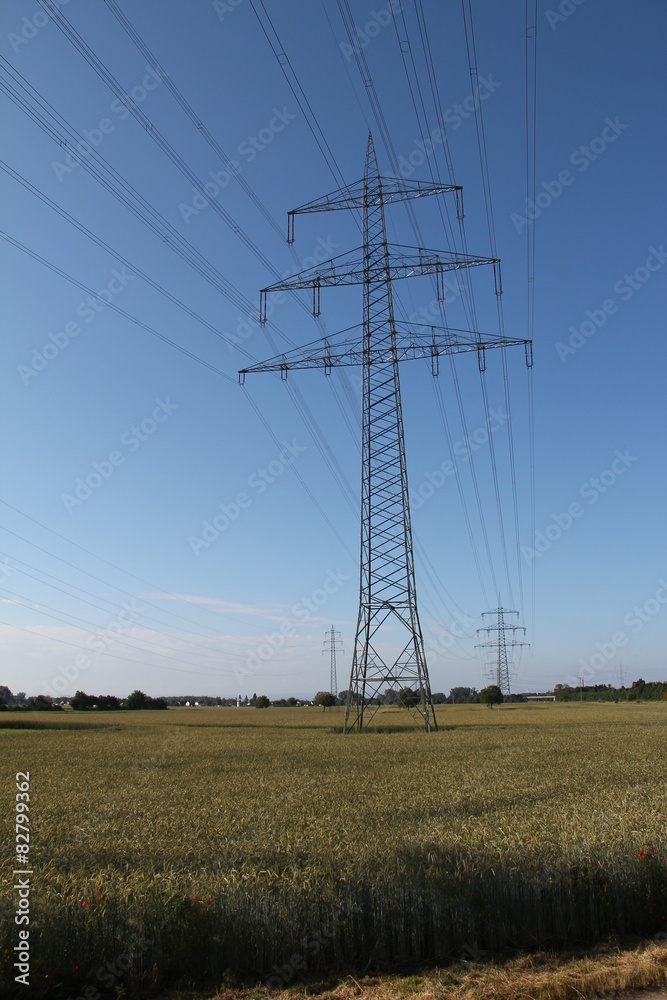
1,0,665,699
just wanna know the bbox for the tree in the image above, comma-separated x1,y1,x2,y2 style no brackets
126,689,149,710
71,690,95,710
123,691,167,710
253,695,270,708
479,685,503,707
397,687,419,708
25,695,61,711
450,686,477,703
314,691,336,711
100,694,122,710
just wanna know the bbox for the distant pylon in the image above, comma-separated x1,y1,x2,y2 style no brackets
476,595,529,695
322,625,343,696
239,134,533,731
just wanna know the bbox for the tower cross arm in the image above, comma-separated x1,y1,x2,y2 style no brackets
259,246,500,323
239,324,531,382
475,639,529,649
286,177,462,240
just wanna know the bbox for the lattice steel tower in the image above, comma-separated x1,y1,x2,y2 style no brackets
240,134,532,731
322,625,343,697
475,595,529,695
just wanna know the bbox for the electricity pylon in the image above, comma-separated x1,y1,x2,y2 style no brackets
322,625,343,696
475,595,529,695
240,133,532,732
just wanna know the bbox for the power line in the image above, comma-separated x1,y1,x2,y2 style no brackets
2,231,236,382
36,0,317,314
333,0,517,618
102,0,286,242
0,518,256,635
244,4,471,644
324,4,503,630
0,158,258,364
249,0,349,190
3,554,254,658
525,0,539,647
0,617,229,679
0,585,233,675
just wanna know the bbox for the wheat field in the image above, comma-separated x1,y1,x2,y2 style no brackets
1,702,665,994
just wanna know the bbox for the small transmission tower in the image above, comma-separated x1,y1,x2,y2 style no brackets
476,595,529,695
240,134,532,731
322,625,343,696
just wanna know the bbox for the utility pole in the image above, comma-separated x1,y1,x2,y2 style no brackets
240,134,533,731
322,625,343,697
475,595,528,695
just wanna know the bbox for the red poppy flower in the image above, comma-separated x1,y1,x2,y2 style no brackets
194,896,199,903
73,962,80,972
81,901,87,907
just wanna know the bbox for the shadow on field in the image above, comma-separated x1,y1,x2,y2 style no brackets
169,720,458,734
7,847,663,997
0,718,116,730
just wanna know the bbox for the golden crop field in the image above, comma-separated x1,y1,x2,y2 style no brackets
1,702,666,995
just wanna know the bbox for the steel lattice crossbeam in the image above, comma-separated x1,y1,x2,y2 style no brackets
257,246,501,324
240,133,532,732
239,324,532,381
